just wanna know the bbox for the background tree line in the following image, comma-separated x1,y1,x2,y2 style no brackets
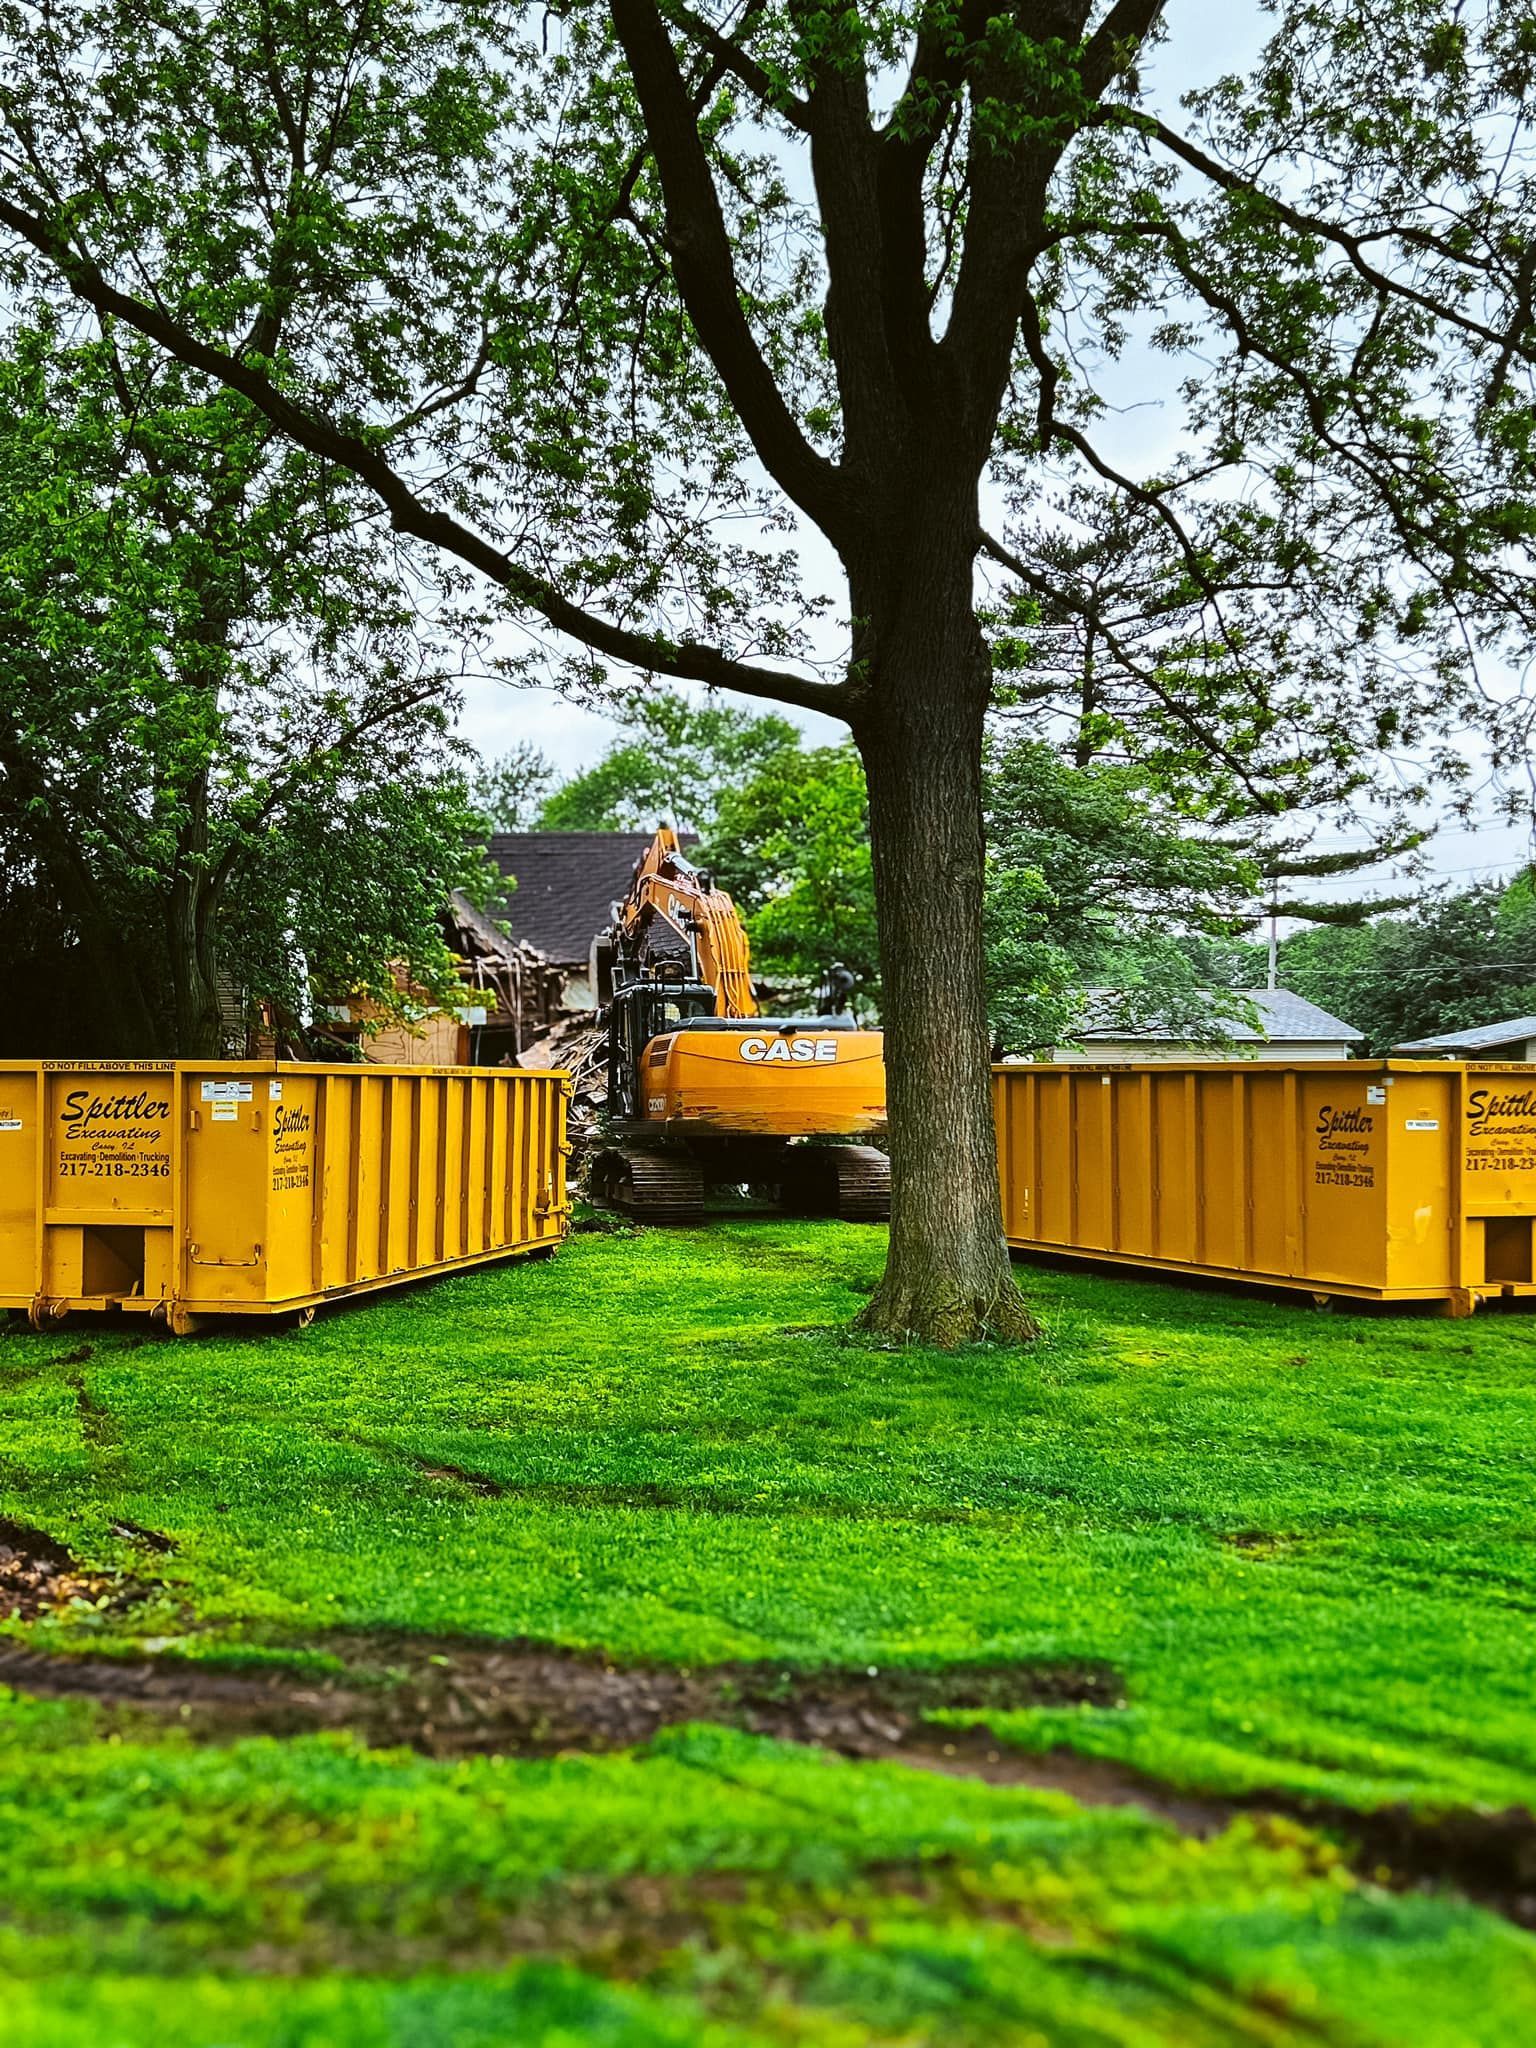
478,684,1532,1058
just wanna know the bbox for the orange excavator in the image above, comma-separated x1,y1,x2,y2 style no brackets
587,828,889,1222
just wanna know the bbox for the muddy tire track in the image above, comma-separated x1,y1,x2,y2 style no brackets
3,1631,1529,1926
0,1520,1531,1931
0,1630,1117,1761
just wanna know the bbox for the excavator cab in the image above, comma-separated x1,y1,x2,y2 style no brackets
605,967,716,1120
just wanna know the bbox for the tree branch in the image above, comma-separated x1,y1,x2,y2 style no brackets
792,17,923,457
872,0,991,409
0,193,849,720
211,677,448,893
1078,0,1165,101
656,0,810,128
608,0,852,538
978,526,1279,805
937,0,1166,444
1147,117,1535,367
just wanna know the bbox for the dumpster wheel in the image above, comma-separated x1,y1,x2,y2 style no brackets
149,1299,207,1339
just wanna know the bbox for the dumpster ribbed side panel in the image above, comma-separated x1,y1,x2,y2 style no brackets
0,1068,39,1302
0,1062,568,1324
995,1060,1536,1311
291,1068,567,1306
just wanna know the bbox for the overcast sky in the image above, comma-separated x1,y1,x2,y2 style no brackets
456,0,1533,907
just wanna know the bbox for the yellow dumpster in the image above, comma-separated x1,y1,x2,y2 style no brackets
0,1062,570,1333
993,1061,1536,1315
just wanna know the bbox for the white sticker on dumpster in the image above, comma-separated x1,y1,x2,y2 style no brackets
268,1080,283,1101
210,1101,240,1121
1405,1118,1439,1131
1366,1086,1387,1105
0,1117,20,1131
201,1081,253,1102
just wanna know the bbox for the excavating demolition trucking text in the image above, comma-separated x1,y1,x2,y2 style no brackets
586,830,889,1223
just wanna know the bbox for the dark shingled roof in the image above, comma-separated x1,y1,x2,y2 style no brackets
487,831,692,964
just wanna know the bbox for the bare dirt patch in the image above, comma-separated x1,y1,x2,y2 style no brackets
414,1461,504,1498
0,1519,144,1622
1345,1803,1536,1930
0,1623,1530,1924
108,1520,178,1555
69,1372,117,1451
326,1431,507,1499
0,1632,1116,1760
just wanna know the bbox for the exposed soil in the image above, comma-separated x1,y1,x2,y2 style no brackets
322,1430,508,1499
1344,1803,1536,1930
0,1516,1531,1931
415,1461,504,1497
69,1371,118,1451
0,1617,1531,1925
439,1478,985,1523
0,1518,143,1622
214,1859,1275,1987
0,1630,1116,1760
108,1520,178,1555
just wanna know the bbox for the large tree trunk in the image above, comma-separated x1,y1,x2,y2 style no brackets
166,889,224,1057
76,926,169,1057
852,533,1038,1348
166,766,226,1057
0,736,169,1054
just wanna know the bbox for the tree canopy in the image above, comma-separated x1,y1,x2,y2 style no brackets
538,689,801,832
626,722,1269,1039
1280,877,1536,1056
983,737,1262,1053
0,320,488,1057
695,740,880,1000
473,743,558,835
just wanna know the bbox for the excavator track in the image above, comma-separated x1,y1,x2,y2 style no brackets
828,1145,891,1223
591,1148,708,1224
781,1144,891,1222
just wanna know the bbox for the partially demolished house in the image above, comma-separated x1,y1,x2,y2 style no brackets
485,832,695,1009
442,889,566,1061
262,834,672,1065
266,894,565,1065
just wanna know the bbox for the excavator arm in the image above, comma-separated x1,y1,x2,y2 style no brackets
601,827,757,1017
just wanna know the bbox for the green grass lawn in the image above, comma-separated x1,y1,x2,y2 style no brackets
2,1221,1534,2044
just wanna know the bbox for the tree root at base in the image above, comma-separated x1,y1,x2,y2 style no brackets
855,1268,1040,1347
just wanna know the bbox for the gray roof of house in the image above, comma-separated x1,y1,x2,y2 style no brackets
1394,1016,1536,1055
1076,987,1363,1045
486,832,693,964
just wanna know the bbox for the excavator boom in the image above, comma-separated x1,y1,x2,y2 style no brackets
601,826,756,1017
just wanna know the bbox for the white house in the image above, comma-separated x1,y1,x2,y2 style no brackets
1394,1016,1536,1062
1045,987,1364,1064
